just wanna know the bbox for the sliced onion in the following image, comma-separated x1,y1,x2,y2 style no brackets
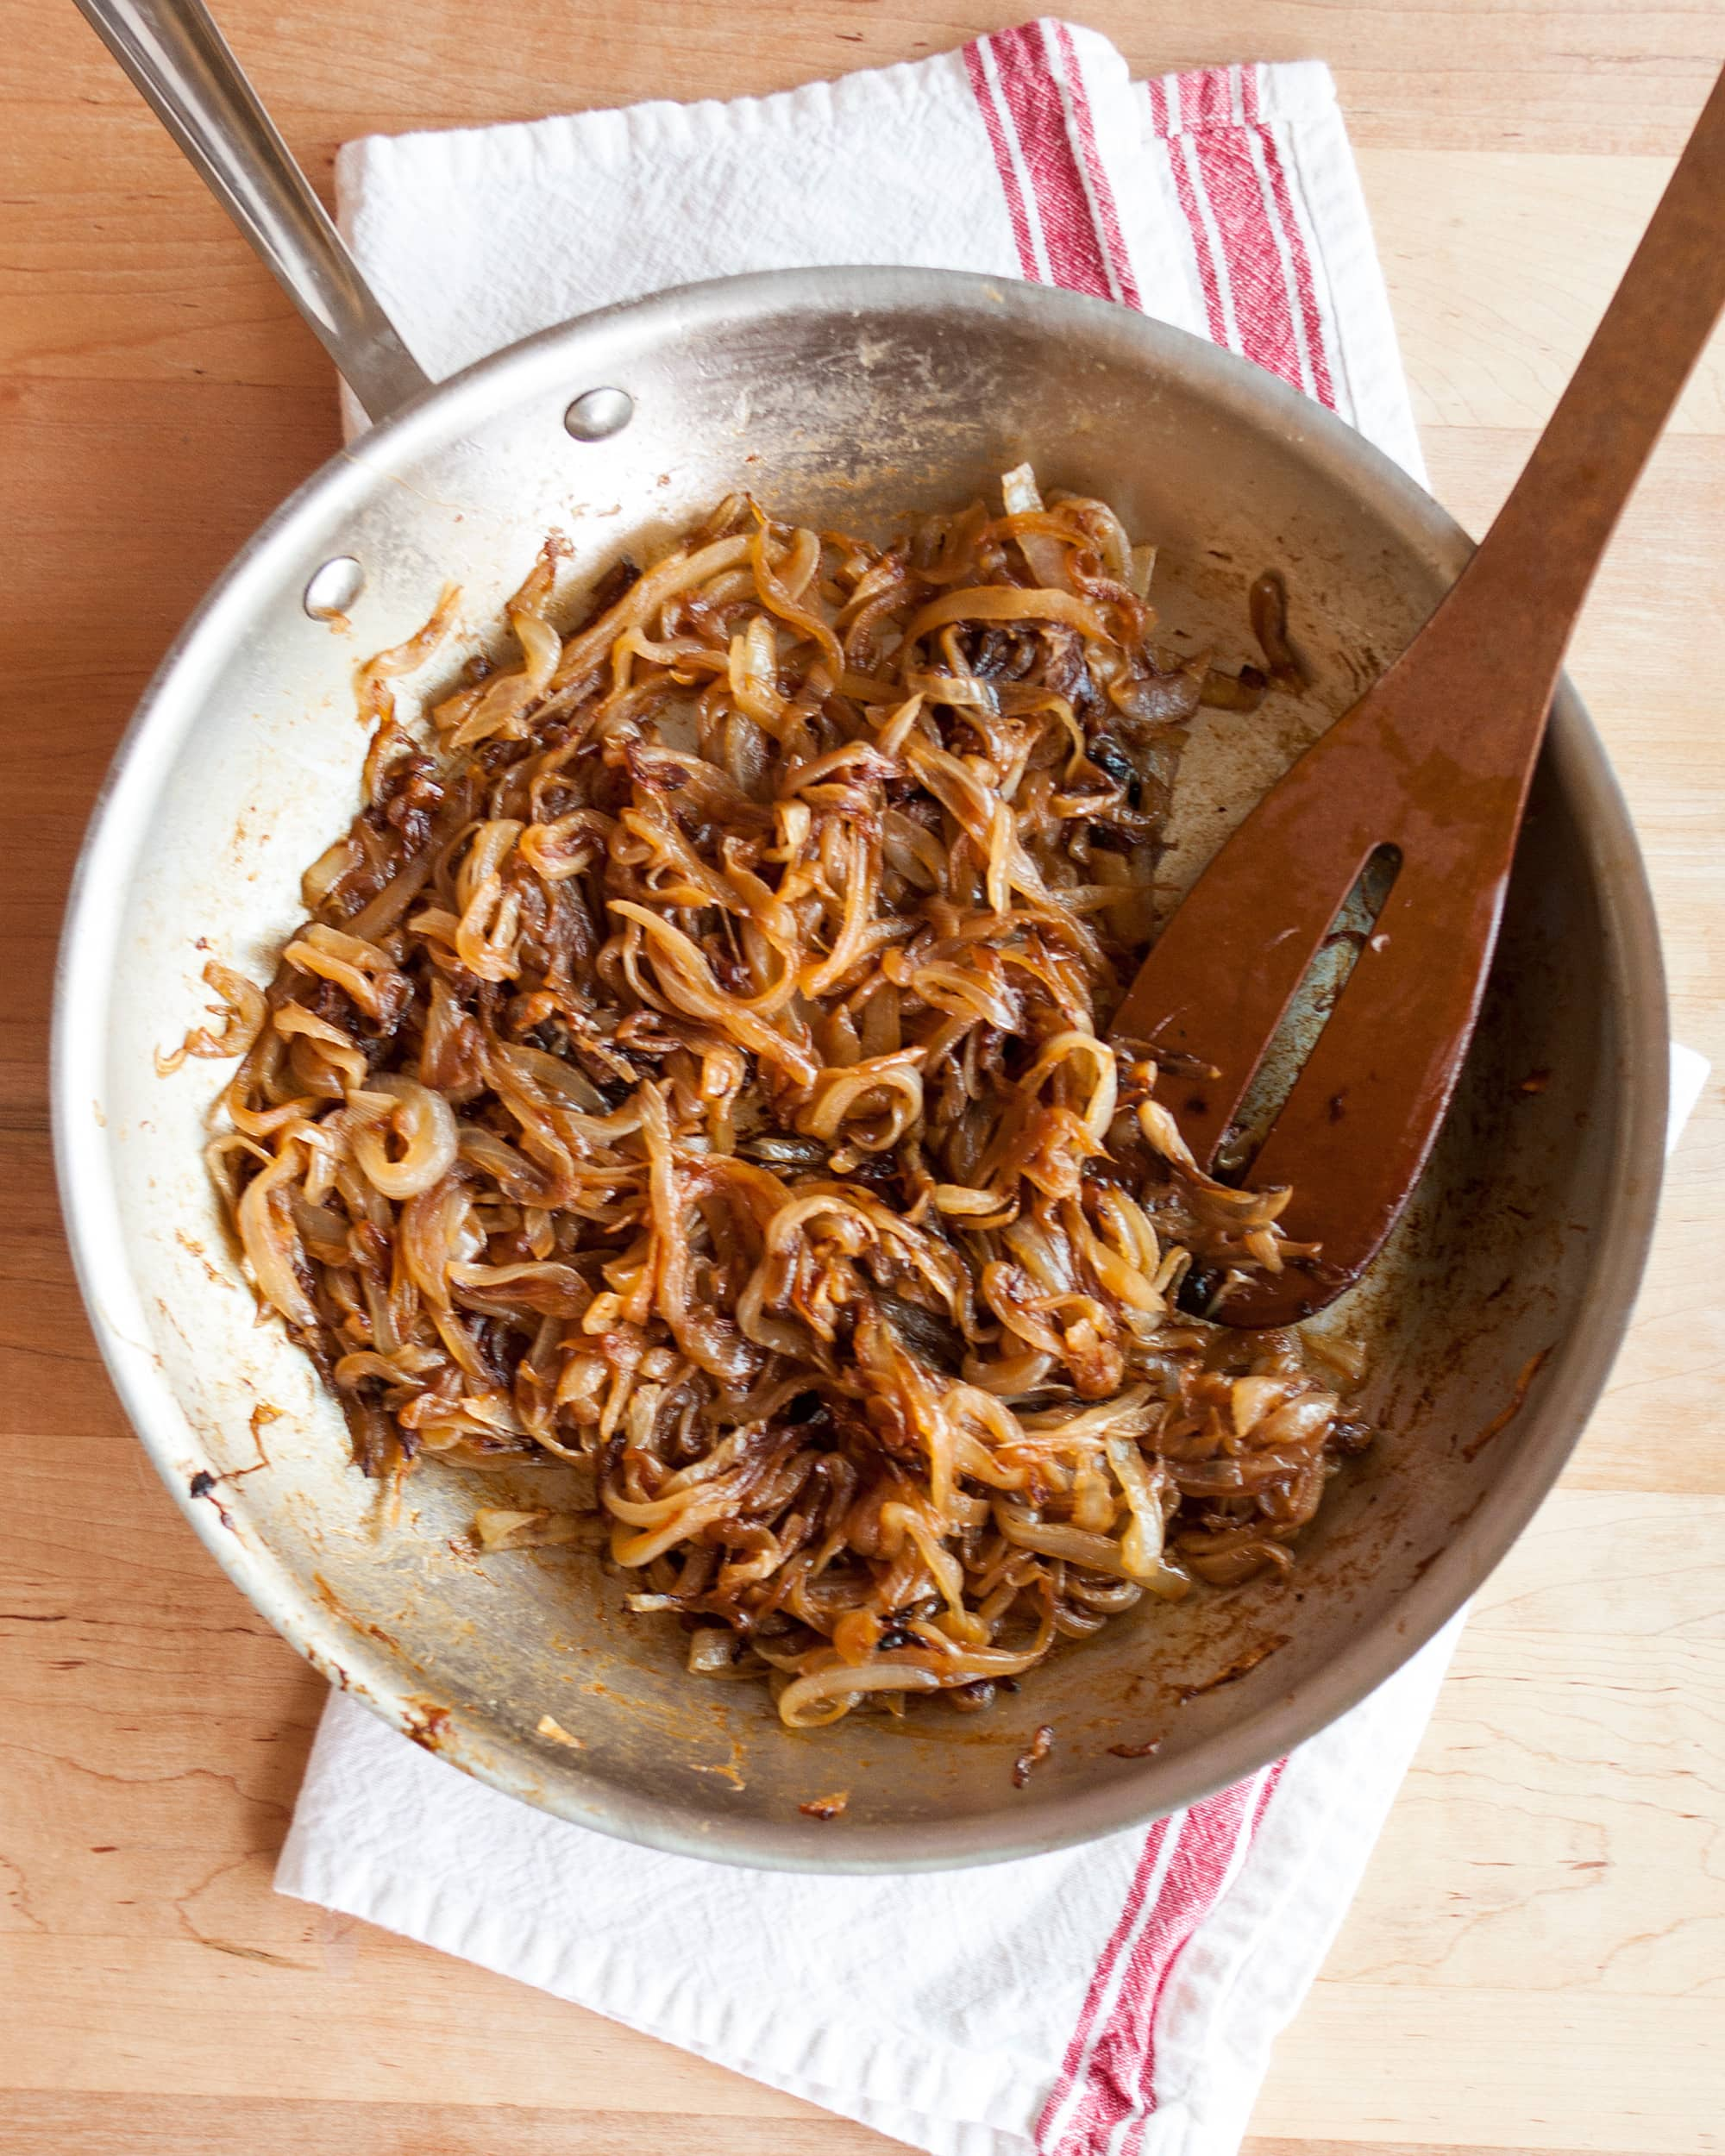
1104,1435,1189,1598
906,586,1109,646
777,1659,944,1730
157,962,266,1075
352,1075,458,1199
1254,1392,1339,1453
236,1144,318,1332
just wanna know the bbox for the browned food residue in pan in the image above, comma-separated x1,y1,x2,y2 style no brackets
1013,1724,1057,1787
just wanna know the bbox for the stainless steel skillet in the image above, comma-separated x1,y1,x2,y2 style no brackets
53,0,1668,1870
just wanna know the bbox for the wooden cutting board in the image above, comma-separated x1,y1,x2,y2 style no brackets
1,3,1721,2151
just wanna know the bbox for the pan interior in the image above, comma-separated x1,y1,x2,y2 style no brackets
57,272,1657,1868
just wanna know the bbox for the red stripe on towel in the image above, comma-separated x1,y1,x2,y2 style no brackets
963,37,1041,283
1119,1761,1288,2156
964,21,1144,306
1045,20,1142,308
1243,66,1337,407
1148,64,1339,406
1034,1810,1185,2153
986,22,1114,299
1188,103,1308,388
1040,1769,1282,2154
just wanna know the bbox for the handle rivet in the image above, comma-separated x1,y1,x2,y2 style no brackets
303,555,365,620
564,387,634,441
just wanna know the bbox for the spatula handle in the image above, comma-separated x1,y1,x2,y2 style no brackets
1429,65,1725,708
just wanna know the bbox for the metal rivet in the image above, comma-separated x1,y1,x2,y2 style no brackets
304,555,365,620
564,387,634,442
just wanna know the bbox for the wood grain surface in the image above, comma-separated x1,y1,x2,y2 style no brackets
3,3,1722,2152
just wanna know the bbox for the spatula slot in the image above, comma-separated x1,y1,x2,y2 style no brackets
1211,843,1403,1182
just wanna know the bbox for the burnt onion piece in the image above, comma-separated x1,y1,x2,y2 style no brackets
1198,662,1270,713
875,1288,967,1374
1249,569,1307,692
171,467,1369,1730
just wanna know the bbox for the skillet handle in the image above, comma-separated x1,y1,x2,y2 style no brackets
73,0,432,424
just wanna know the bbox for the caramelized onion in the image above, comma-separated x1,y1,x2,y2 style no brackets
158,962,267,1074
905,586,1110,646
191,474,1369,1730
352,1075,459,1199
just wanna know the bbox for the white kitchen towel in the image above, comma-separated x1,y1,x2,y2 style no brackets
333,25,1422,476
279,26,1709,2156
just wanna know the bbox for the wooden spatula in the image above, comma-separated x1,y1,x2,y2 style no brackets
1114,66,1725,1330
